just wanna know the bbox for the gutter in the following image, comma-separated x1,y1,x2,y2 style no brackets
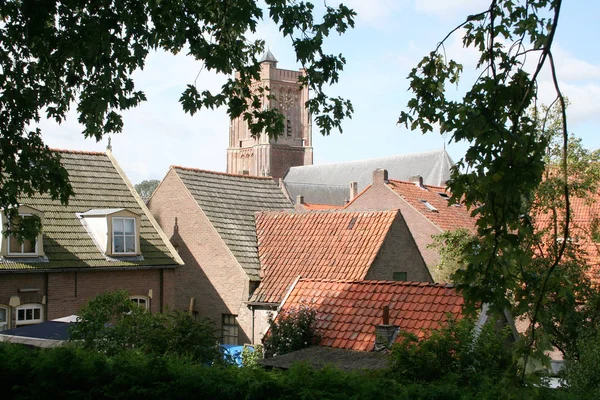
0,264,179,274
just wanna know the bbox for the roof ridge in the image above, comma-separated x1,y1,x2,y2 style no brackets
388,178,447,191
50,148,106,156
257,209,399,216
297,278,453,287
171,165,274,180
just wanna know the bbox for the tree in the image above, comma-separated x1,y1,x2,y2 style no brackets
69,290,221,363
135,179,161,200
428,228,479,283
398,0,577,374
0,1,355,242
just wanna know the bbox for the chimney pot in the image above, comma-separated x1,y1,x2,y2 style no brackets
382,305,390,325
349,181,358,201
373,169,388,185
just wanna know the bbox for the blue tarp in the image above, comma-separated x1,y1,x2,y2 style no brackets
1,321,71,341
220,344,246,366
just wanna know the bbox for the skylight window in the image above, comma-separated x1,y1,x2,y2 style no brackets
419,199,438,212
437,192,450,199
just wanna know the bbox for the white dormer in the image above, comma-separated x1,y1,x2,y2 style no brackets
1,205,45,258
79,209,141,256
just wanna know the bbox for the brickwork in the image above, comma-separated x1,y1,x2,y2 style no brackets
0,268,170,330
366,212,433,282
148,170,254,344
345,173,443,268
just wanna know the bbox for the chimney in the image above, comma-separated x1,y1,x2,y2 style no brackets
349,181,358,201
296,195,305,205
373,169,388,185
374,305,398,351
242,170,250,176
410,175,424,188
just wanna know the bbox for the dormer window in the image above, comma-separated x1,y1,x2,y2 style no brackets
1,206,44,258
79,208,141,257
8,215,38,256
113,217,136,254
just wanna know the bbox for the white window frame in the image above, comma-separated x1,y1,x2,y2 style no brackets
129,296,149,310
112,217,137,255
0,305,9,331
15,303,44,326
6,214,38,257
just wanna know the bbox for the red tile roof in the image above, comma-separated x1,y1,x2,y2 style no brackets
279,279,464,351
535,190,600,284
300,202,345,211
252,210,399,304
386,180,477,233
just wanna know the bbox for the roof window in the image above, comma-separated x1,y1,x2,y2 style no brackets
437,192,450,199
419,200,438,212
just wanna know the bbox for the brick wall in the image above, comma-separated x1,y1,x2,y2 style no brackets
148,170,255,344
0,268,169,330
366,212,433,282
346,174,443,269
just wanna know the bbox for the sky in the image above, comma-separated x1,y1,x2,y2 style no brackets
39,0,600,185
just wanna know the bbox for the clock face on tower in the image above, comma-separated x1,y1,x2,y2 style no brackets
278,89,298,137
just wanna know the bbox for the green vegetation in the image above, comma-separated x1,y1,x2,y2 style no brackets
134,179,161,200
69,290,221,364
263,305,319,357
0,0,355,242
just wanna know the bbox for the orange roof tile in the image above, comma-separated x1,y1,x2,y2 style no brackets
279,279,464,351
300,202,345,211
535,190,600,285
386,179,477,232
251,210,399,304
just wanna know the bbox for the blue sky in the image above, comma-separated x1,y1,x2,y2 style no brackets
41,0,600,184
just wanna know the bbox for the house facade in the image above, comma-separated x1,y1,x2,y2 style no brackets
0,150,182,332
147,167,293,344
345,169,477,272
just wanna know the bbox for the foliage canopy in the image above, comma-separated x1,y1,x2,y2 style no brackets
0,0,355,241
398,0,594,374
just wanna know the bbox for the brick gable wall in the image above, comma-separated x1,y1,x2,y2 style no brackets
346,182,442,268
148,170,254,344
366,212,433,282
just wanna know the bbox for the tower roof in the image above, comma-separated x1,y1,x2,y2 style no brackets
259,50,278,64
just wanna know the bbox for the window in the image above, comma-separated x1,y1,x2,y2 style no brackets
7,215,37,256
16,304,43,325
393,272,408,281
0,306,8,331
113,217,136,254
222,314,239,345
130,296,149,310
419,199,438,212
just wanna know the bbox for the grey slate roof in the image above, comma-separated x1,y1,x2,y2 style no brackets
283,148,454,205
0,150,181,271
259,50,278,64
173,167,293,280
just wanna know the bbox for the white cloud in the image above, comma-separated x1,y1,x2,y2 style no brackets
340,0,408,26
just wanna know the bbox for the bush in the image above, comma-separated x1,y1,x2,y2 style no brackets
389,317,517,388
563,324,600,396
68,290,221,363
263,304,319,357
0,342,582,399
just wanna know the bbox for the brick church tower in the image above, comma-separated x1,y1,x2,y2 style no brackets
226,51,313,180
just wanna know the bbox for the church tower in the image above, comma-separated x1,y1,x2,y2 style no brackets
226,51,313,180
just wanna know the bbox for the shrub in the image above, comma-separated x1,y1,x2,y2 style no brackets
263,304,319,357
68,290,221,363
